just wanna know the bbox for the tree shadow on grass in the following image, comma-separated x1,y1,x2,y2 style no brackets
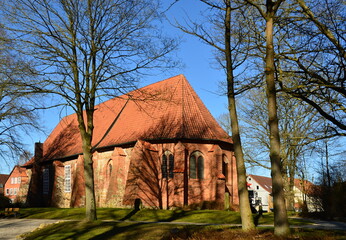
88,222,168,240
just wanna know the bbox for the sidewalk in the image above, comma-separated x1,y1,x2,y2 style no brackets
0,219,61,240
289,217,346,231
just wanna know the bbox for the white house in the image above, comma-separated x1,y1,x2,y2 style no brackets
247,174,319,212
247,174,272,212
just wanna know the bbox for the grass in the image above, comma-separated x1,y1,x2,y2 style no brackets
16,208,346,240
18,207,310,225
21,221,346,240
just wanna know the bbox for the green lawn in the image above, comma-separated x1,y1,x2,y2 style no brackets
19,208,345,240
18,207,308,225
21,221,346,240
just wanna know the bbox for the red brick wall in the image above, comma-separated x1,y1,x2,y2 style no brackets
30,140,238,209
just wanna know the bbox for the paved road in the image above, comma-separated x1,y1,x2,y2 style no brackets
289,218,346,231
0,218,345,240
0,219,61,240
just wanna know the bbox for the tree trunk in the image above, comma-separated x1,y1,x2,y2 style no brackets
225,0,255,231
78,111,97,221
265,3,290,236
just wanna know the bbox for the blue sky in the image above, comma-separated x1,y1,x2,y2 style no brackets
0,1,230,174
2,1,341,180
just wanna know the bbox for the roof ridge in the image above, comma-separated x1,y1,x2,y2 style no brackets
39,75,232,160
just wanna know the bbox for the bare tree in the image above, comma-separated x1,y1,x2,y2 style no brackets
2,0,178,221
278,0,346,138
174,0,255,230
0,24,41,170
239,87,321,210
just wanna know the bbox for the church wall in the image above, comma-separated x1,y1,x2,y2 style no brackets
30,140,237,209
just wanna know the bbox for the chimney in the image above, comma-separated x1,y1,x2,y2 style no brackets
34,142,43,161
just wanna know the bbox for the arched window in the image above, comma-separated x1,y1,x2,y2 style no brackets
161,154,168,179
222,155,229,181
189,151,204,179
169,154,174,178
162,151,174,179
108,163,113,177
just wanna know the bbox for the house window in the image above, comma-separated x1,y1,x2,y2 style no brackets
14,188,17,195
9,188,13,195
6,188,9,195
11,177,15,184
43,168,49,195
17,177,21,184
189,151,204,179
256,185,259,190
161,151,174,179
64,165,71,192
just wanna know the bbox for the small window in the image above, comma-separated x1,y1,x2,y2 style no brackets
256,185,259,190
14,188,17,195
189,155,196,179
169,154,174,178
17,177,21,184
6,188,9,195
162,151,174,179
222,155,229,181
189,151,204,180
64,165,71,193
161,154,168,178
108,164,112,177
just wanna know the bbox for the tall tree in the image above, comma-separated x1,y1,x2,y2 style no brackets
175,0,255,230
2,0,177,221
244,0,290,236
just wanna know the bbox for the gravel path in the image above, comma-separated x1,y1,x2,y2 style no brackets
0,219,61,240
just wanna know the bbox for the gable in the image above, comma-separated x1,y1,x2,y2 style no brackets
41,75,232,160
249,175,272,193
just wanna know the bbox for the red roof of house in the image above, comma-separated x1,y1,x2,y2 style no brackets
292,178,315,195
0,174,9,185
38,75,231,161
249,174,316,196
249,174,272,193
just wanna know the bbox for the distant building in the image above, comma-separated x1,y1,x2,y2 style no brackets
4,166,29,203
0,174,9,195
247,174,273,212
247,174,318,212
19,75,239,209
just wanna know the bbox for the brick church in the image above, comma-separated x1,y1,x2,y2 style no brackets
18,75,239,209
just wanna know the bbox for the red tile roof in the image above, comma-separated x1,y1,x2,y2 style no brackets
0,174,9,185
249,174,316,195
40,75,232,161
249,174,272,193
292,178,315,195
